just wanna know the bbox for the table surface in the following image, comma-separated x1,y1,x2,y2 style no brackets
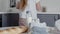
46,27,60,34
0,27,60,34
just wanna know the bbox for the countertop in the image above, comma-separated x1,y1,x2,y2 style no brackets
37,12,60,14
0,11,60,14
0,12,19,14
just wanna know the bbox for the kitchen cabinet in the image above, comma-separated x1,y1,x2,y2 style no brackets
2,14,8,27
58,14,60,19
2,13,19,27
37,14,58,27
0,14,2,27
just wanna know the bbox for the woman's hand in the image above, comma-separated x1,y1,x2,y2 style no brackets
36,2,41,12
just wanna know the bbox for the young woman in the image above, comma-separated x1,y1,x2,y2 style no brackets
16,0,41,26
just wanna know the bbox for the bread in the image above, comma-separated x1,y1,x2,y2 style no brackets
0,26,28,34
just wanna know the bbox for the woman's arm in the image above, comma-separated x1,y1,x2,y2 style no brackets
19,18,27,26
36,1,41,11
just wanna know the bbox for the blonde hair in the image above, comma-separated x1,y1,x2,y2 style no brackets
16,0,27,11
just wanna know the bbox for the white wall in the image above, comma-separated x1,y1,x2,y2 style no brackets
0,0,19,12
0,0,10,12
0,0,60,12
40,0,60,12
0,0,2,12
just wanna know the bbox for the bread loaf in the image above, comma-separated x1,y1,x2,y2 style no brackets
0,26,28,34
